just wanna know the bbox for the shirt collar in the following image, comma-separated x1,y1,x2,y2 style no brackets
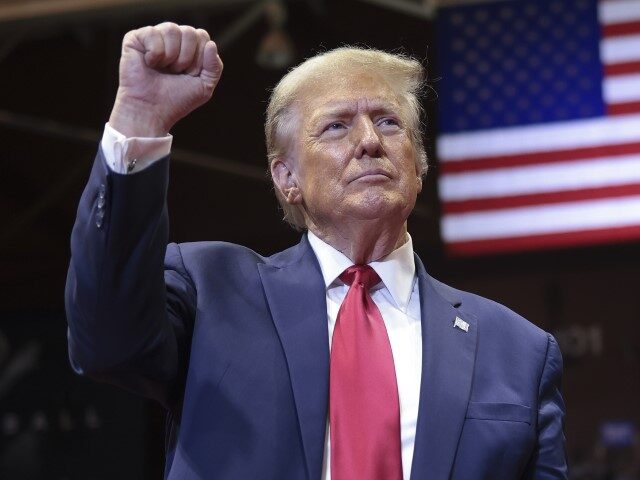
307,230,416,312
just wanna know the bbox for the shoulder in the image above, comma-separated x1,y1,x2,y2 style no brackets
170,240,266,263
165,238,308,276
428,273,551,351
427,274,558,396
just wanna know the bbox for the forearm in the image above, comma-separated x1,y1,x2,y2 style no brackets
65,149,180,403
65,21,219,407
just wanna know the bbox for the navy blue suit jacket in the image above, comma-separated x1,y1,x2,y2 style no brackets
66,152,568,479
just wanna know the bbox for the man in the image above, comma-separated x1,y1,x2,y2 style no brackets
66,23,567,479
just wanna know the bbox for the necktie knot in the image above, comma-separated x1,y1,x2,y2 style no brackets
339,265,381,290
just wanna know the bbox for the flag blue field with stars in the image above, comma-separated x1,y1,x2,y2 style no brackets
435,0,640,255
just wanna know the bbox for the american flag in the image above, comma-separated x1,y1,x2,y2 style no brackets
436,0,640,256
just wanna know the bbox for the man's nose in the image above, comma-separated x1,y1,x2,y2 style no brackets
354,118,383,159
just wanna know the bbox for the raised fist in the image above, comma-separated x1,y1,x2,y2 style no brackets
108,23,223,137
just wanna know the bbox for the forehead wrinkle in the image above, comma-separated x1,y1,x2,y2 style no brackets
308,97,402,125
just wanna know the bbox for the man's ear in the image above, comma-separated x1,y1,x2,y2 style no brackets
270,157,303,205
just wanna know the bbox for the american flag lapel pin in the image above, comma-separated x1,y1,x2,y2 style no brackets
454,316,469,333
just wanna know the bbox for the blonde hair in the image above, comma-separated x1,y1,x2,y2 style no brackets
265,46,428,229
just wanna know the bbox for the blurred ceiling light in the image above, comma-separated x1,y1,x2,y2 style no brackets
256,0,295,70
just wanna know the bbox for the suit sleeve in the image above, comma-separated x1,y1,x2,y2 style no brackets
524,334,568,479
65,149,195,411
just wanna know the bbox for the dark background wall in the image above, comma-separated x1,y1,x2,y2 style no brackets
0,0,638,478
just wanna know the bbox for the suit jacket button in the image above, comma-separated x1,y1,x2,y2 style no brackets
96,209,105,228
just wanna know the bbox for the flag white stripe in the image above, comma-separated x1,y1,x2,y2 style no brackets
439,154,640,201
598,0,640,25
437,0,640,252
438,114,640,161
603,73,640,102
442,196,640,241
600,35,640,64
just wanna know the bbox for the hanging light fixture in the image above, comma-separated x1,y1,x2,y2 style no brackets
256,0,295,70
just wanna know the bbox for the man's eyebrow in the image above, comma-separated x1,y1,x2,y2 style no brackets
310,99,401,123
312,105,357,121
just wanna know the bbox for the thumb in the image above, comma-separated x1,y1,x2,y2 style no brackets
200,41,223,90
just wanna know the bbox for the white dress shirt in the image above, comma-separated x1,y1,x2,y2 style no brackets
307,232,422,480
100,125,423,480
101,123,173,174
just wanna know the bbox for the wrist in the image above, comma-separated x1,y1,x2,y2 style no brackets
108,93,171,138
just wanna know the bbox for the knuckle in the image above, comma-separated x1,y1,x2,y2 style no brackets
143,26,161,41
196,28,210,41
159,22,180,39
123,28,142,43
180,25,197,42
180,25,196,34
157,21,178,29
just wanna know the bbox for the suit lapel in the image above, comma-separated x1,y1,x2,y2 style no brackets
258,236,329,480
410,256,478,480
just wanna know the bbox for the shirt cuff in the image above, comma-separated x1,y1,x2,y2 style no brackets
100,122,173,174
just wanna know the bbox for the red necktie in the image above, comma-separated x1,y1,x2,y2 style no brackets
330,265,403,480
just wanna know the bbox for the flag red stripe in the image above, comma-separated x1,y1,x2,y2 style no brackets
604,60,640,75
440,140,640,173
608,101,640,115
446,225,640,256
602,20,640,37
442,183,640,213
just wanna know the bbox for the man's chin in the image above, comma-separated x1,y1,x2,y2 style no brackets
344,197,410,222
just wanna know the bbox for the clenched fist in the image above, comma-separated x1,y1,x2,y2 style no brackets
108,22,223,137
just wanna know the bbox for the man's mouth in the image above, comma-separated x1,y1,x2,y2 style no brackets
349,168,392,183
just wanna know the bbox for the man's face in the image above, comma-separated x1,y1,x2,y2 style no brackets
289,70,422,229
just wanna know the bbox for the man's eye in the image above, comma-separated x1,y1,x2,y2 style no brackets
326,122,345,130
379,118,399,127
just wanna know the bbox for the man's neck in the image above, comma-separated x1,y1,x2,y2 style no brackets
307,219,409,264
